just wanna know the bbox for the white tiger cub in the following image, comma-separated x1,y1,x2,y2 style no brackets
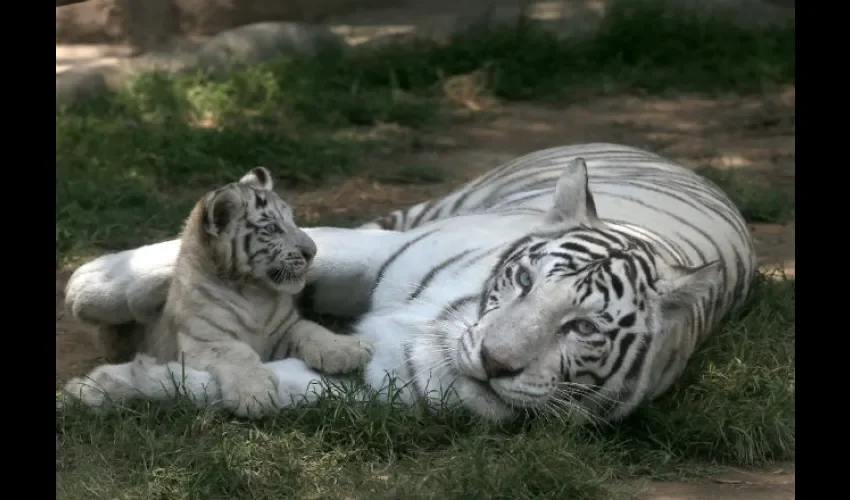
62,143,756,424
62,167,372,418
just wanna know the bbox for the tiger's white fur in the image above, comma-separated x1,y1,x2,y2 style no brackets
62,167,372,418
61,143,756,423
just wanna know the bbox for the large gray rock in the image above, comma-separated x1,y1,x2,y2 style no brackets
56,0,401,46
56,21,345,106
56,0,179,49
197,21,344,66
56,67,107,106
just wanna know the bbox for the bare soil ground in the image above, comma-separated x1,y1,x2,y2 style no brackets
55,87,795,499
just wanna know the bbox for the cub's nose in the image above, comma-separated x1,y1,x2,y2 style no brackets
480,345,523,379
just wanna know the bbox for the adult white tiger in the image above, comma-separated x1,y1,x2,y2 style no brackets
62,143,756,423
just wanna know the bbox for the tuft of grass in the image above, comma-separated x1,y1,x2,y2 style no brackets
696,166,795,223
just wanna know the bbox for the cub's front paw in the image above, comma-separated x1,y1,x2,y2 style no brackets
301,336,374,375
215,367,281,419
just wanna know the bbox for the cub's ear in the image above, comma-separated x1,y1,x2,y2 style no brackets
203,188,244,237
655,260,721,332
542,157,600,227
239,166,274,191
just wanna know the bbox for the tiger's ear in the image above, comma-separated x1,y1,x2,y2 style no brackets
542,158,600,227
655,260,721,331
203,188,244,237
239,166,274,191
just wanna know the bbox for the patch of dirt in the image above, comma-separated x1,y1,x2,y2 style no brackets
55,89,795,500
633,464,795,499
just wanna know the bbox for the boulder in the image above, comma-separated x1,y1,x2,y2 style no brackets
56,68,107,106
197,22,344,66
56,21,344,106
56,0,401,47
56,0,180,49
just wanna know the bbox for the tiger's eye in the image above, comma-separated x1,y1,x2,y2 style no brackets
566,319,598,336
517,269,532,288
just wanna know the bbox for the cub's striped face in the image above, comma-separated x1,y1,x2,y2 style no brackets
457,230,718,421
202,167,317,294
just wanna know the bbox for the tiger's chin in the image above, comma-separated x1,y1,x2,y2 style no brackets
489,385,551,409
455,369,554,418
264,266,307,294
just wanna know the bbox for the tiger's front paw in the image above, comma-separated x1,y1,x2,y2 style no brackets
215,367,281,419
301,336,374,375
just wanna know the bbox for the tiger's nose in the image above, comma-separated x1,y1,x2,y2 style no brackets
299,245,315,263
480,345,523,379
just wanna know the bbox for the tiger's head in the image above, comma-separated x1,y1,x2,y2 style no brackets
455,158,721,422
192,167,317,294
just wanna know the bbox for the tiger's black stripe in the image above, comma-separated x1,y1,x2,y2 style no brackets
408,249,476,301
371,229,440,294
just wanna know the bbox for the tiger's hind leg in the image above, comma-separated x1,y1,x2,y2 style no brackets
59,354,217,409
65,239,180,327
59,356,337,412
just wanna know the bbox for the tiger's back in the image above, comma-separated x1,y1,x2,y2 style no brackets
365,143,755,322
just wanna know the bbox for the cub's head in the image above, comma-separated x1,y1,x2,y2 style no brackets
194,167,317,294
456,158,720,422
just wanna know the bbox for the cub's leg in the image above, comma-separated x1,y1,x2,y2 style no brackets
277,319,373,375
179,332,280,419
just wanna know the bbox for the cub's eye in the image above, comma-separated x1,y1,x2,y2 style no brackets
564,319,598,336
516,268,533,288
265,224,281,234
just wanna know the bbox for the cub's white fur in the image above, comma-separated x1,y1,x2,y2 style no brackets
62,143,756,423
63,168,372,418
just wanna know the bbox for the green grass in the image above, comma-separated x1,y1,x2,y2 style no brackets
56,275,794,499
697,166,795,224
56,1,795,498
